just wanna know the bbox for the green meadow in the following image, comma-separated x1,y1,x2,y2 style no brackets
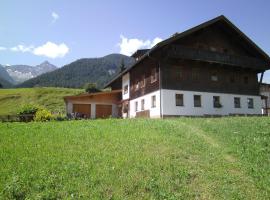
0,117,269,199
0,88,83,115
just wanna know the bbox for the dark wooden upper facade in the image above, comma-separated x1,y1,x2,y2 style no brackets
106,16,270,99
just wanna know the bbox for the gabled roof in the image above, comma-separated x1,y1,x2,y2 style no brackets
104,15,270,88
131,49,150,59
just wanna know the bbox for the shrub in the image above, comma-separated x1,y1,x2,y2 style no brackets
18,104,39,115
84,83,100,93
53,113,67,121
18,104,40,122
34,109,53,122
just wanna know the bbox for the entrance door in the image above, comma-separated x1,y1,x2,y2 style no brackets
96,104,112,118
73,104,91,118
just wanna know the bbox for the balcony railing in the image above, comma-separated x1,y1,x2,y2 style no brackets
168,45,269,70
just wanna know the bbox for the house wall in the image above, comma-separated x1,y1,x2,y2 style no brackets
129,90,160,118
130,58,160,100
161,61,259,96
161,89,261,116
122,73,130,100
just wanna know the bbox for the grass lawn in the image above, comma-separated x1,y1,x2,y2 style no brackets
0,87,83,115
0,117,269,199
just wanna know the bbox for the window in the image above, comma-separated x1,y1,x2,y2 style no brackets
141,99,145,110
124,85,128,94
244,76,249,84
141,75,145,88
175,94,184,106
213,96,222,108
135,81,139,91
151,68,157,83
192,68,199,81
211,73,218,81
194,95,201,107
151,95,156,108
247,98,254,109
234,97,241,108
135,101,138,112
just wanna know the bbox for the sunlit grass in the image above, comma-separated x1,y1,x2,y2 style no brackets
0,117,269,199
0,87,83,115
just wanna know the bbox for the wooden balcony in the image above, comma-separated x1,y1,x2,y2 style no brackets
167,45,269,71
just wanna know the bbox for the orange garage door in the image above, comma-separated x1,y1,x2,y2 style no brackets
73,104,91,118
96,104,112,118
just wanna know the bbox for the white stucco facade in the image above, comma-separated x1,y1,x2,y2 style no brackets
122,73,130,100
127,89,261,118
130,90,161,118
161,89,261,116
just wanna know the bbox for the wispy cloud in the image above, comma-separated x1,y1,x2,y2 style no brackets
0,46,7,51
3,42,69,58
33,42,69,58
51,12,59,23
118,35,162,56
10,45,34,52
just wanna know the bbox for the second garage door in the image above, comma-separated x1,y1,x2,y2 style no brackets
96,104,112,118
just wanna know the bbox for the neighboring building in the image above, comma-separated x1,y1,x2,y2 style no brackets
64,90,121,119
260,83,270,115
65,15,270,118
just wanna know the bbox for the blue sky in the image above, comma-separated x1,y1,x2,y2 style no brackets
0,0,270,80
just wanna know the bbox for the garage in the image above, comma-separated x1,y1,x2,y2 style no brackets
96,104,112,118
72,104,91,118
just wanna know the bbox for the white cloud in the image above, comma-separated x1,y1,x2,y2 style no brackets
51,12,59,23
10,45,34,53
7,42,69,58
0,46,7,51
33,42,69,58
118,35,162,56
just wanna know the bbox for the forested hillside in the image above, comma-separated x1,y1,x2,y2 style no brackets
18,54,134,89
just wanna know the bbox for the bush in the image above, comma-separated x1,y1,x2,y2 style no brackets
34,109,53,122
18,104,39,115
18,104,40,122
84,83,100,93
53,113,67,121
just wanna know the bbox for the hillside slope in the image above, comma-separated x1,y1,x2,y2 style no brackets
0,87,83,115
0,117,269,199
17,54,134,89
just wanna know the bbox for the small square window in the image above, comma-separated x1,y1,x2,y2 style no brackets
213,96,222,108
247,98,254,109
151,95,156,108
123,85,128,94
175,94,184,106
234,97,241,108
194,95,201,107
211,73,218,81
141,99,145,110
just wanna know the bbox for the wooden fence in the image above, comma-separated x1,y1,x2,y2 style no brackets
0,114,34,122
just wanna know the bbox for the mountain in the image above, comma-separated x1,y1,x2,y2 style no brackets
5,61,57,83
0,65,14,88
17,54,134,89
